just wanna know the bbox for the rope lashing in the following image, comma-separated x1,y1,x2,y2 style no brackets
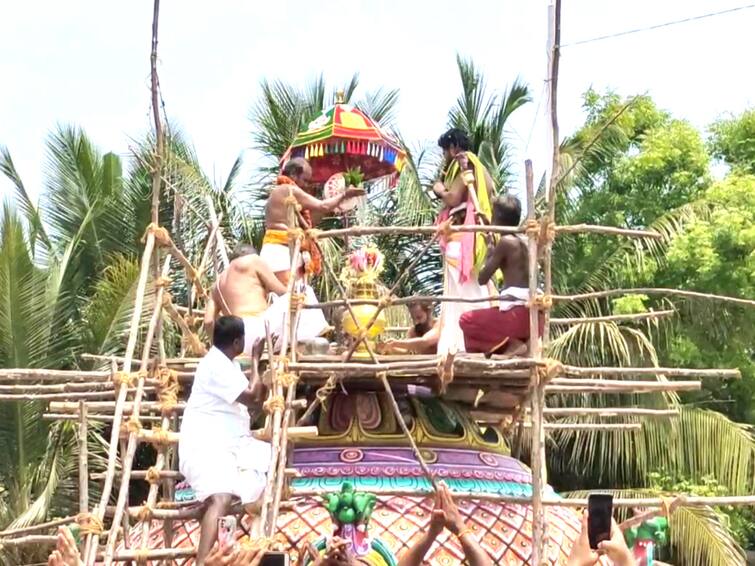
155,367,180,413
155,276,173,288
436,352,455,394
527,294,553,310
141,223,172,247
76,513,104,535
186,332,207,356
264,395,286,414
283,194,303,212
377,295,394,309
112,372,134,388
135,504,153,523
134,547,151,565
305,228,323,240
149,426,172,445
144,466,162,485
289,292,306,312
536,358,564,383
524,219,541,238
540,221,557,245
279,372,299,388
315,373,339,410
161,291,173,307
125,416,143,434
287,227,305,242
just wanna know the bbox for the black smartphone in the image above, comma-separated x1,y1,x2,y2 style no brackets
587,493,613,549
260,551,290,566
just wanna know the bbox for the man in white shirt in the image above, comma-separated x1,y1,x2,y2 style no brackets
179,316,271,565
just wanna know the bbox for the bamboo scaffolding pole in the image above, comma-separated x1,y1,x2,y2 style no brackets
103,255,173,563
91,470,184,481
0,369,112,382
188,220,220,311
376,308,673,331
550,309,675,325
546,382,701,394
260,235,302,536
562,366,740,379
164,296,206,355
313,223,661,241
307,287,755,309
523,423,642,431
79,401,89,515
82,231,155,564
554,287,755,308
45,413,164,423
0,515,80,537
524,157,547,565
96,4,164,561
49,401,186,414
541,407,678,417
0,382,130,393
206,195,230,269
270,278,305,536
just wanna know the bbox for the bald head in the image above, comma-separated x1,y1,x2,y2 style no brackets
282,157,312,187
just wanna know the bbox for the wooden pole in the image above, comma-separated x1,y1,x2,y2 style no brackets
96,3,164,562
206,195,230,270
260,237,301,536
525,158,546,566
312,223,661,240
82,233,155,565
78,401,89,515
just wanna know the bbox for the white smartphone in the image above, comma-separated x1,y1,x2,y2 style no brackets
217,515,237,551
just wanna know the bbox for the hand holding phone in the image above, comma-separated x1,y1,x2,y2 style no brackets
587,493,613,549
217,515,237,552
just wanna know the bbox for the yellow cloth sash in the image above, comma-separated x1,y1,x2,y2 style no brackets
443,151,493,273
262,230,288,246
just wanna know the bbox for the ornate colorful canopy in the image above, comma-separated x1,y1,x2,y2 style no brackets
282,98,407,184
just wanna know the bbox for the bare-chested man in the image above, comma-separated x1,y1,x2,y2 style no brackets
261,157,364,285
380,301,439,355
459,195,543,356
204,244,287,379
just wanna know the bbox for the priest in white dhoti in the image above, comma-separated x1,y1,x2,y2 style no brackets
433,129,497,355
179,316,270,565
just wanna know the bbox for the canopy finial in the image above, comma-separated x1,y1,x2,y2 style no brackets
335,89,345,104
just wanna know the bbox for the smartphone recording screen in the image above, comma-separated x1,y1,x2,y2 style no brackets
587,493,613,549
260,551,289,566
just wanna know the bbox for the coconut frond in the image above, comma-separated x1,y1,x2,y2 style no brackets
0,147,52,256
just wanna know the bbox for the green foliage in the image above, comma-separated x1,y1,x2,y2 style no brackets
612,294,649,315
448,55,531,189
343,167,364,187
648,473,755,551
709,108,755,173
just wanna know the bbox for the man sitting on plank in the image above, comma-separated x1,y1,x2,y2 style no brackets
204,243,328,383
379,300,439,355
459,195,543,357
180,316,270,566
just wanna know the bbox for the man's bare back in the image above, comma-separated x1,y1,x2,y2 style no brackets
204,253,286,334
478,235,528,289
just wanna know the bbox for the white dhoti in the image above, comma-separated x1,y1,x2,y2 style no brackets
259,242,294,274
242,287,329,354
438,237,495,355
179,433,270,504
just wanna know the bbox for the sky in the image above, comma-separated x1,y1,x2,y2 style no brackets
1,0,754,204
